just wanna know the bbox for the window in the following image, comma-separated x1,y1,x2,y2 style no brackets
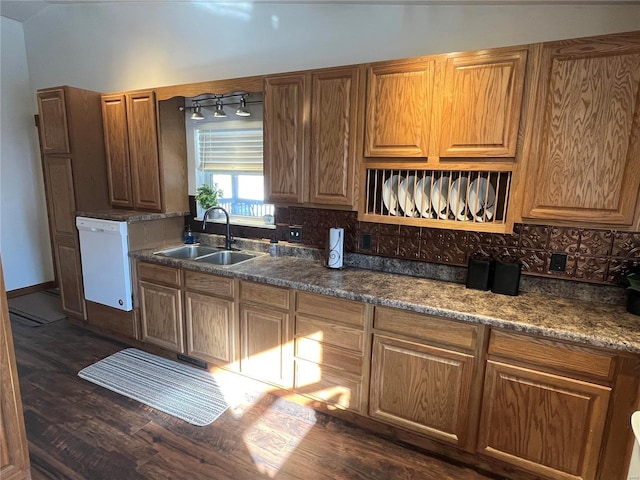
186,97,274,228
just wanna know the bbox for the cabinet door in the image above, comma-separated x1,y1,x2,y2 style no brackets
365,60,434,157
1,261,31,480
37,88,70,154
478,361,611,480
102,94,133,208
309,66,361,206
54,235,85,320
369,334,475,447
185,291,236,369
43,157,76,236
240,304,292,388
522,35,640,225
126,91,162,211
264,74,309,204
440,49,527,157
139,281,183,353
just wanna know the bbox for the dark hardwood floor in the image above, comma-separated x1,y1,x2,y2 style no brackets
11,319,501,480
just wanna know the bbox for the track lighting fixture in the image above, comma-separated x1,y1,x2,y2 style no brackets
180,92,258,119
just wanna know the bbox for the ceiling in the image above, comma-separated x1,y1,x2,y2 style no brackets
2,0,639,23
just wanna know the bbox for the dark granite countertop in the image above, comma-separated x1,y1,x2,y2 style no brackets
131,247,640,354
76,210,189,223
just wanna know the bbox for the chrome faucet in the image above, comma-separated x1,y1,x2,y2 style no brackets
202,206,233,250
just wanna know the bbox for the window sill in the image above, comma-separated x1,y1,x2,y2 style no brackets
195,216,276,230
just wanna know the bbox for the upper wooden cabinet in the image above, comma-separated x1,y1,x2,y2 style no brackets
101,94,133,207
264,66,362,208
364,48,527,160
365,60,434,158
37,88,70,154
101,91,188,213
264,74,308,204
439,49,527,157
521,32,640,226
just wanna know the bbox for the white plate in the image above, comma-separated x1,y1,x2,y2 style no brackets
414,176,432,218
468,177,496,222
398,175,417,217
449,176,470,221
431,175,451,220
382,175,401,215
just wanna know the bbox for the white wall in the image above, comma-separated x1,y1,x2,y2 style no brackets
1,16,54,291
22,3,640,93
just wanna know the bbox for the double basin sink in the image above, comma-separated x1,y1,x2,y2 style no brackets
154,244,263,266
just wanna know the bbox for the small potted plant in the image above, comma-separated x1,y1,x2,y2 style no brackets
624,267,640,316
195,183,223,217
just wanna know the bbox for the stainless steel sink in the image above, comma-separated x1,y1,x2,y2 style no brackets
195,250,262,266
153,245,223,259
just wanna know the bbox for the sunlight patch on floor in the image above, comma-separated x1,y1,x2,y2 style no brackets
242,397,317,478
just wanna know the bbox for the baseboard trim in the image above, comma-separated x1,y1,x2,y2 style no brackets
6,281,56,299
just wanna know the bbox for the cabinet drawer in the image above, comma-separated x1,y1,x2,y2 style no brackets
374,306,477,352
184,270,234,298
296,291,366,327
138,262,181,286
488,330,616,382
240,281,289,310
295,337,363,375
294,359,363,412
296,315,364,352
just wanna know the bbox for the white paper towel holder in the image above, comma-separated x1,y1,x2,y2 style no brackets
327,227,344,269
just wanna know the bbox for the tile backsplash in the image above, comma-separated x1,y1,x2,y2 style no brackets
189,199,639,286
274,207,639,286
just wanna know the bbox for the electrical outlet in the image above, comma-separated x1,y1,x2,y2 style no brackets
288,226,303,243
361,233,372,250
549,252,568,272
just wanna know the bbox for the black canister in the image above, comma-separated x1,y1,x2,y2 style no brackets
466,257,493,291
491,260,522,296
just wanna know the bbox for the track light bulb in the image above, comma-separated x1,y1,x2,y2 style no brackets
213,100,227,118
236,97,251,117
191,104,204,120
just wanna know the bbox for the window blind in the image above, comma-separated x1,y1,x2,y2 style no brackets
196,128,263,172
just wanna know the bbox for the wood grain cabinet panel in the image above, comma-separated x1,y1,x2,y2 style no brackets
478,360,611,480
185,291,235,368
240,304,292,388
101,94,133,207
294,359,363,411
309,66,361,206
43,157,76,237
522,33,640,226
37,88,70,154
365,60,434,157
369,334,475,446
440,49,527,157
264,74,308,204
139,281,184,353
1,261,31,480
54,236,85,320
126,91,162,211
264,66,361,208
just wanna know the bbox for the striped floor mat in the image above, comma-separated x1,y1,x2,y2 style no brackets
78,348,228,426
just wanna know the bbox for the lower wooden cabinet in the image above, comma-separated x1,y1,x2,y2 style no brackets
239,281,293,388
138,263,183,353
369,334,475,447
184,271,237,370
478,361,611,480
54,235,85,319
139,281,183,353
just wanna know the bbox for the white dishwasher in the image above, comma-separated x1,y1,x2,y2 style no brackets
76,217,133,311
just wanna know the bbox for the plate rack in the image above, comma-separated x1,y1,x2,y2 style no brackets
362,168,513,230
